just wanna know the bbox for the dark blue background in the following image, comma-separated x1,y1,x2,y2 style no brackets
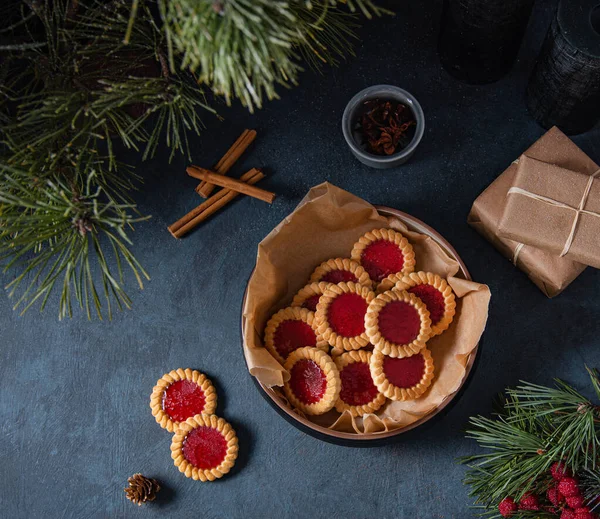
1,1,599,518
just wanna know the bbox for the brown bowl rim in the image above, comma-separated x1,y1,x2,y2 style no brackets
240,205,478,442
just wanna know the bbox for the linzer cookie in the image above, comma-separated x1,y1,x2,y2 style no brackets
334,350,386,417
365,288,432,358
315,281,376,351
264,306,327,365
291,282,330,312
309,258,373,288
283,347,341,415
498,156,600,269
370,349,434,401
351,228,415,283
380,271,456,336
171,414,238,482
150,368,217,432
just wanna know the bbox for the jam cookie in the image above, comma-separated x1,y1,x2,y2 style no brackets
351,228,415,283
370,348,434,401
379,271,456,336
150,368,217,432
334,350,386,417
291,282,330,313
283,347,341,415
171,414,238,481
264,306,327,365
309,258,373,289
365,288,432,358
315,281,376,351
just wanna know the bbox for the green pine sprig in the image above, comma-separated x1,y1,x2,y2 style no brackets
0,0,212,319
581,467,600,512
160,0,389,112
1,0,388,319
0,163,149,320
461,368,600,517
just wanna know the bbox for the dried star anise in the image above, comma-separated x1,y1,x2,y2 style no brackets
357,98,416,156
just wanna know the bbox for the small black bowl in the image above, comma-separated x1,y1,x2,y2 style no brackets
342,85,425,169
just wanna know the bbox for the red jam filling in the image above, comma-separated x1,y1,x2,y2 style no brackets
301,294,321,312
289,359,327,404
360,239,405,282
328,292,368,337
182,426,228,470
340,362,379,406
408,284,445,326
383,354,425,388
321,270,358,284
378,300,421,344
162,380,206,422
274,320,317,359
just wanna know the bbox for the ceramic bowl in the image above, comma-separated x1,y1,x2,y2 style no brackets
341,85,425,169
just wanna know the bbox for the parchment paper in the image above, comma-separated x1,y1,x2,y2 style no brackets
242,182,491,434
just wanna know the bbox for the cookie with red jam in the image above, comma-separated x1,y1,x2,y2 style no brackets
283,347,341,415
309,258,373,289
334,350,386,417
315,281,376,351
264,306,327,365
150,368,217,432
370,348,435,401
378,271,456,336
171,414,238,481
351,228,415,284
365,288,432,358
291,282,330,313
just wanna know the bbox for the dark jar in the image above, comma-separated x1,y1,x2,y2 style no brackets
438,0,535,84
526,0,600,135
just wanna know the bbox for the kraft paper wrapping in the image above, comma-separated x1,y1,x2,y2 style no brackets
242,182,491,434
468,126,594,297
498,156,600,269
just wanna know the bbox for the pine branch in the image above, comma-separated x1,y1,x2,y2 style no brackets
461,369,600,516
0,162,149,320
581,467,600,512
0,0,211,318
1,0,390,319
160,0,388,112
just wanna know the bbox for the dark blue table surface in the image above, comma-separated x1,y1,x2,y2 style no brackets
2,1,599,518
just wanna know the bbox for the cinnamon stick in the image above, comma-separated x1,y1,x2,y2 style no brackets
187,166,275,204
196,129,257,198
169,168,264,239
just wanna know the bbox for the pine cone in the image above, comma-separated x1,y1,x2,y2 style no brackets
124,474,160,506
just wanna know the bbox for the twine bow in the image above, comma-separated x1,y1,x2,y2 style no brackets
507,169,600,257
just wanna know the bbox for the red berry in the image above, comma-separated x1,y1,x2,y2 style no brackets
551,462,572,480
548,486,566,506
574,508,595,519
499,497,518,517
558,477,581,498
566,495,586,509
562,510,577,519
519,492,541,511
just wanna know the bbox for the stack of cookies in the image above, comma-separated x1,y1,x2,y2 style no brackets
264,228,457,417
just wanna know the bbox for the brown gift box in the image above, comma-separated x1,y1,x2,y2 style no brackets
498,156,600,269
468,127,597,297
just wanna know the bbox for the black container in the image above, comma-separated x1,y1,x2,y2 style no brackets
526,0,600,135
438,0,535,84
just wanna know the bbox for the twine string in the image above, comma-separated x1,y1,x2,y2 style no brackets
512,243,524,265
507,169,600,257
